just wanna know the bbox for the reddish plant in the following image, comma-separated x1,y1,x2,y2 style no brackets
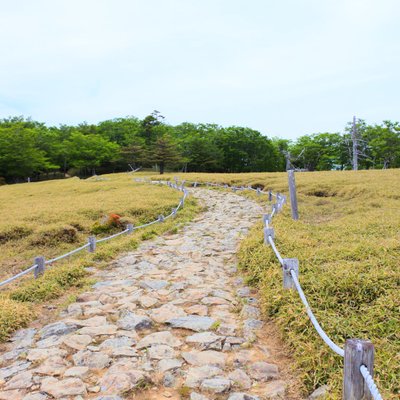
107,213,121,226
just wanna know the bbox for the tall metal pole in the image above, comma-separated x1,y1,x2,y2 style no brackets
352,116,358,171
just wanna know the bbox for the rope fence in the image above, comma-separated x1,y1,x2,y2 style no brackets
174,177,383,400
0,175,385,399
0,180,188,289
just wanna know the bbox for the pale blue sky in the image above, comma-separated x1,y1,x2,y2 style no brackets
1,0,399,139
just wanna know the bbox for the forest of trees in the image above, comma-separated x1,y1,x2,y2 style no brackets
0,111,399,183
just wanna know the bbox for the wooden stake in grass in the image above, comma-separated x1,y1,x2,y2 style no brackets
288,169,299,220
34,256,45,278
343,339,374,400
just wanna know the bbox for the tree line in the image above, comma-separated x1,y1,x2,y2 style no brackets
0,111,399,183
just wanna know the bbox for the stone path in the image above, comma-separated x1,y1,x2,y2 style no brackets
0,189,297,400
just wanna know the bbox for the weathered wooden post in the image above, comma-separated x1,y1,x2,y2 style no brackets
262,214,271,226
127,223,134,233
268,190,272,201
34,256,45,278
288,169,299,220
282,258,299,289
88,236,96,253
263,228,274,245
158,215,165,222
343,339,374,400
172,208,177,217
256,188,261,196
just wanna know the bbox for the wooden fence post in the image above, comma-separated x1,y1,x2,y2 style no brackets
268,190,272,201
34,256,45,278
282,258,299,289
288,169,299,220
88,236,96,253
127,224,134,233
158,215,165,222
262,214,271,226
264,228,274,245
343,339,374,400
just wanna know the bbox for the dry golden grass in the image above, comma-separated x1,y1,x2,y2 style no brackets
154,170,400,399
0,172,199,340
0,172,183,281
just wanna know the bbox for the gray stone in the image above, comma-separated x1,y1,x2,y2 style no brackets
138,295,158,308
93,280,135,288
240,305,260,319
4,371,33,390
39,322,78,339
35,335,63,349
147,345,176,360
167,316,216,332
63,334,92,351
185,331,224,350
149,303,187,323
34,355,68,376
140,279,169,290
40,377,86,397
229,369,252,389
243,319,263,330
190,393,210,400
185,365,224,388
309,385,329,399
264,380,287,398
163,371,176,387
22,394,48,400
0,361,31,380
228,393,260,400
64,366,89,378
95,397,123,400
72,350,111,369
200,378,231,393
158,358,183,373
0,348,26,363
27,348,67,362
217,323,237,336
117,311,153,330
137,331,182,349
182,350,226,368
11,328,36,349
99,336,136,350
248,362,279,381
99,362,147,394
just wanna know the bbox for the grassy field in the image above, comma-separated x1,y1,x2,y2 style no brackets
156,170,400,399
0,172,198,341
1,170,399,398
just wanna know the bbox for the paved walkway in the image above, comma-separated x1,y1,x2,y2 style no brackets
0,189,295,400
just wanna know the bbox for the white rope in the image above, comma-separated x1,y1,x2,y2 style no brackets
45,243,90,264
290,269,345,357
267,236,284,266
360,365,384,400
96,228,130,243
1,181,186,288
0,264,37,287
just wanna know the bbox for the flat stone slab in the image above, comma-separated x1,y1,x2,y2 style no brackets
117,312,153,330
166,316,216,332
